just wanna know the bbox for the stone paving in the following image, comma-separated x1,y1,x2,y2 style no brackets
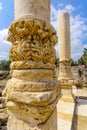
72,88,87,130
57,99,75,130
76,88,87,97
57,88,87,130
75,98,87,130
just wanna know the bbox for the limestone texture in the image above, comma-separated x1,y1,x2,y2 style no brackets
58,12,71,61
3,15,60,129
58,12,72,81
58,60,72,81
8,17,57,63
14,0,50,23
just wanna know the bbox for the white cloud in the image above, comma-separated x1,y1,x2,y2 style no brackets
51,4,87,61
0,29,11,60
65,4,75,13
0,2,2,10
70,15,87,60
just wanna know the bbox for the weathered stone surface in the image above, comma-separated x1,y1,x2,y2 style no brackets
58,12,71,61
11,69,54,79
8,108,57,130
0,109,8,123
10,60,55,70
5,89,59,106
0,70,9,80
14,0,50,23
58,60,72,81
3,78,60,93
7,98,57,126
0,97,5,104
56,65,87,87
3,78,60,106
8,17,57,64
3,1,60,129
0,107,8,130
3,74,60,126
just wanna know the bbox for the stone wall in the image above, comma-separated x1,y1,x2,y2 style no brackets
56,65,87,87
72,65,85,81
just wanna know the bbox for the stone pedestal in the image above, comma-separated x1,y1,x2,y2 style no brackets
58,61,71,81
3,1,60,129
57,83,75,130
58,12,72,82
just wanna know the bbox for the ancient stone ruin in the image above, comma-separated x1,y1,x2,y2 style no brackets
1,0,87,130
58,13,72,82
3,0,60,130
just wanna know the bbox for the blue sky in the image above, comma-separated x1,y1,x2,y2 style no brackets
0,0,87,61
0,0,14,29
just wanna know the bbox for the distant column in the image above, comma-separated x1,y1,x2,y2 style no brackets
58,12,72,81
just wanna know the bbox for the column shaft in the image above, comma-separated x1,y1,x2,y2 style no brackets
58,12,72,81
14,0,50,23
58,12,71,61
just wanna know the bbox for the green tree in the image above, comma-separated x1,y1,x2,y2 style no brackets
78,56,84,65
83,48,87,66
78,48,87,66
71,59,78,66
0,60,11,70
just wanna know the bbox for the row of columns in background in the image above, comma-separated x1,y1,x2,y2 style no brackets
3,0,72,130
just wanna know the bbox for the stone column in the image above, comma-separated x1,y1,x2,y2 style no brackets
58,12,72,82
14,0,50,23
3,0,60,130
57,13,75,130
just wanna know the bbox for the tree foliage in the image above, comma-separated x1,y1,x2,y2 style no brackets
78,48,87,66
71,59,78,66
78,56,84,65
83,48,87,66
0,60,11,70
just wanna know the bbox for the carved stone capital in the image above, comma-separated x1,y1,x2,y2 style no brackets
8,16,57,64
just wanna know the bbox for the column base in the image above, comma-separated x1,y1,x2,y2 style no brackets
58,60,72,82
57,85,76,130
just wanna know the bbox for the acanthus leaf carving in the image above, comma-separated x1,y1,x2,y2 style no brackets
8,17,57,64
